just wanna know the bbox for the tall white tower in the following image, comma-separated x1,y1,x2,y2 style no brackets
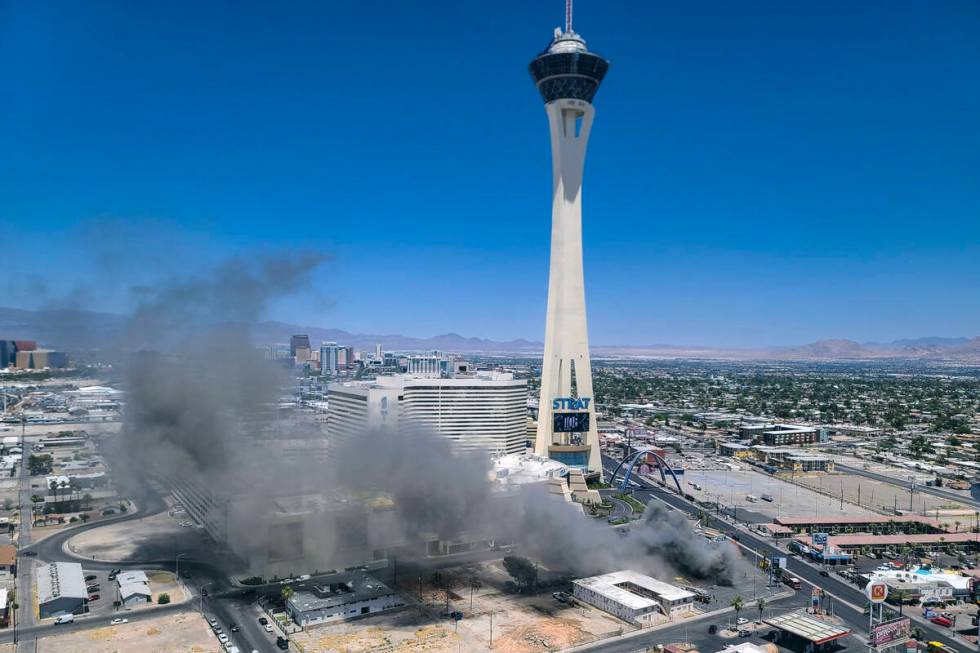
529,1,609,472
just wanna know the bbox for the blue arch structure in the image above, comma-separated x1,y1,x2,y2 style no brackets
608,449,683,494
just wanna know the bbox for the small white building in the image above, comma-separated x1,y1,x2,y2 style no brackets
572,570,696,625
116,570,151,607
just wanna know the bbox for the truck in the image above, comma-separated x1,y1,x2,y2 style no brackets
54,614,75,624
782,576,802,590
746,494,758,503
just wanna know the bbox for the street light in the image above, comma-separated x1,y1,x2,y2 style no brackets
175,553,187,580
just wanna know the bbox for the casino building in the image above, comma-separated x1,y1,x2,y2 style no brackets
327,372,528,455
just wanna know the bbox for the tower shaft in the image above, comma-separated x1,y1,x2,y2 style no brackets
534,98,600,472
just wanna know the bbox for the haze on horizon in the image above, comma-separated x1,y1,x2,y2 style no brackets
2,1,978,348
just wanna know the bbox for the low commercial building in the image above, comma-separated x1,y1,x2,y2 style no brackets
0,545,15,575
572,570,696,625
37,562,87,618
719,442,751,459
775,515,945,535
751,447,833,472
286,571,404,627
794,532,980,555
116,570,152,607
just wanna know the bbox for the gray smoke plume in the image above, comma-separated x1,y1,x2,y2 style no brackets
109,251,740,584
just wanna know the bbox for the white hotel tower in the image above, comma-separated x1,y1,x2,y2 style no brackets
529,2,609,472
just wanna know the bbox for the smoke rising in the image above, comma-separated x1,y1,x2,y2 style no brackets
109,251,739,584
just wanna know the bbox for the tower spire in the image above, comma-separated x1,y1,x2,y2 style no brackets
565,0,573,33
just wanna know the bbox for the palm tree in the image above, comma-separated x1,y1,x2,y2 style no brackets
281,586,294,603
48,479,58,503
894,589,907,615
955,521,961,533
731,596,744,626
756,597,766,622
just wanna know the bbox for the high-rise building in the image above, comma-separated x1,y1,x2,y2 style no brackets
328,372,528,455
529,2,609,472
290,335,311,357
374,343,383,360
320,342,339,376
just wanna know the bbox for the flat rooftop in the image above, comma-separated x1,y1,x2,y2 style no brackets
288,571,395,613
573,570,695,610
764,611,851,644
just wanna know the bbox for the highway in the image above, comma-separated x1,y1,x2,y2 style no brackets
835,463,980,509
602,454,969,652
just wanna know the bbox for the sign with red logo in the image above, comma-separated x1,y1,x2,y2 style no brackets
866,581,888,603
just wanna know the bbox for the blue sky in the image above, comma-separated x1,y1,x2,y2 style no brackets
2,1,979,347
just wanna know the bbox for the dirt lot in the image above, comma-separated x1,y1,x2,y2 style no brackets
289,561,628,653
36,611,220,653
67,507,206,561
792,472,971,515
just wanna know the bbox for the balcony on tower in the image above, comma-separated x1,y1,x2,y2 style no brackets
529,29,609,104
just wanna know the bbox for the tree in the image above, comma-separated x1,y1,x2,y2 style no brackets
281,586,294,603
893,589,907,615
731,596,744,625
503,556,538,593
82,493,93,509
79,513,90,523
756,597,766,622
49,479,59,503
157,593,171,605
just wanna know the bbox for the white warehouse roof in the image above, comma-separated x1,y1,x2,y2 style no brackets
36,562,87,604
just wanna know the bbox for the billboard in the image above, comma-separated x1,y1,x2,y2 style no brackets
553,412,590,433
871,617,911,649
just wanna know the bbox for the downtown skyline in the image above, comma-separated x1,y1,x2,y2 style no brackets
3,1,979,347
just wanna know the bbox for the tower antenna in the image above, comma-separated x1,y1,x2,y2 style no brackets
565,0,573,34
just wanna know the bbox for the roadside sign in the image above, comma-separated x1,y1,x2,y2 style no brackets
866,581,888,604
871,617,911,649
813,533,829,545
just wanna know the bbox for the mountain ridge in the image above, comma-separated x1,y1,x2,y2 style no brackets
1,306,977,361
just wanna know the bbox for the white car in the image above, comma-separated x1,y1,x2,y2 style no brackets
218,634,229,643
110,618,129,625
736,617,749,625
264,624,274,633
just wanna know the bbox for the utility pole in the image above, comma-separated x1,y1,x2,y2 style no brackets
489,611,494,649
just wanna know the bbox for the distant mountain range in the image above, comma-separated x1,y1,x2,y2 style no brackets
1,305,978,362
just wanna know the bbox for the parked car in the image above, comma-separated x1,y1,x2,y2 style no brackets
736,617,749,626
276,636,290,650
819,570,830,577
258,617,268,626
218,634,229,643
739,629,751,637
708,624,718,634
21,551,37,557
85,574,97,581
110,618,128,625
264,624,274,633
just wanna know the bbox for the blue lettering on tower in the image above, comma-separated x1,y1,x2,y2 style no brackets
552,397,592,410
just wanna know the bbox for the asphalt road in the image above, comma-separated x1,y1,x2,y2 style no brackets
600,454,969,652
836,463,980,509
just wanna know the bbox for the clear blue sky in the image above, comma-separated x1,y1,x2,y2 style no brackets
2,1,979,347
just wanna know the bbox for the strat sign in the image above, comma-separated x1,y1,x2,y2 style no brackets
553,397,592,411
